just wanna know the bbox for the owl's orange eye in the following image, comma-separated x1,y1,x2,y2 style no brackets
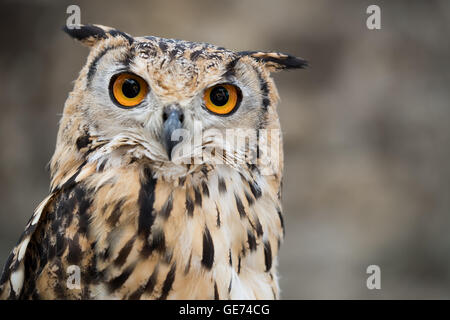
203,84,241,115
111,73,148,108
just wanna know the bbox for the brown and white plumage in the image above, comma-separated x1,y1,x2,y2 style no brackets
0,24,306,299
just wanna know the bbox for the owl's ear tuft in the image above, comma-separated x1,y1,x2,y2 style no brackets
63,24,108,47
62,24,134,47
238,51,308,72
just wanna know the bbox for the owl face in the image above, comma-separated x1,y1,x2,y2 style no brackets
60,25,306,179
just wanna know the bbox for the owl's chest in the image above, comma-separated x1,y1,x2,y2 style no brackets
43,164,283,299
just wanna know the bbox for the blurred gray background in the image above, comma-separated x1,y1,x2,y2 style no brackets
1,0,449,299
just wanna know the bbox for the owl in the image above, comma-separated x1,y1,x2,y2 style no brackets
0,24,306,300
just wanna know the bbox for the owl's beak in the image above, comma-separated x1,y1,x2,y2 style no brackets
162,107,184,161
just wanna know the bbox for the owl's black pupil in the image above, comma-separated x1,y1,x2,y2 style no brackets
122,79,140,98
210,86,229,106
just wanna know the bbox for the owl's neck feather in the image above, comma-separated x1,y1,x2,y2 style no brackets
48,136,284,299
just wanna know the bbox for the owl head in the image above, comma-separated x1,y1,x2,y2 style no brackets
51,24,306,186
